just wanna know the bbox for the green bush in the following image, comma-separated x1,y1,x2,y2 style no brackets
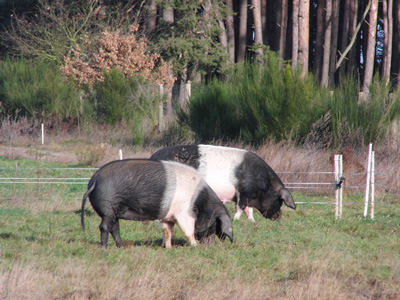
90,69,162,145
0,58,81,119
183,51,325,144
329,76,400,147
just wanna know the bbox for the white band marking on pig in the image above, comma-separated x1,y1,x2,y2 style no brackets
160,161,205,221
198,145,246,202
159,161,177,219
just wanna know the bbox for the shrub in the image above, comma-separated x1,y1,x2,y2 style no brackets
89,69,162,145
0,58,81,119
329,76,400,148
61,26,175,88
182,51,325,145
76,144,106,167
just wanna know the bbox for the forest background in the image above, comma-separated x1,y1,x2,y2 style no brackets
1,0,400,150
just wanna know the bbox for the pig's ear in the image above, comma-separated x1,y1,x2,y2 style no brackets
216,214,233,243
280,188,296,210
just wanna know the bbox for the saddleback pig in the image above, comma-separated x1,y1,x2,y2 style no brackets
81,159,233,248
151,144,296,221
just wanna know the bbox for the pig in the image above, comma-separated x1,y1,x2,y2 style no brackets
150,144,296,221
80,159,233,248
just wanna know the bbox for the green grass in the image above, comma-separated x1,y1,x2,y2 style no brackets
0,157,399,299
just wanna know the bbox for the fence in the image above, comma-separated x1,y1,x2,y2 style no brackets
0,144,397,219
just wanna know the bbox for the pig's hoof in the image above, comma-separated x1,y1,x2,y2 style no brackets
233,213,241,220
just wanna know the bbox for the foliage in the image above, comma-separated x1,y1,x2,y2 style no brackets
61,26,175,88
150,0,229,80
181,51,324,144
1,0,139,63
88,69,162,144
0,58,81,119
76,144,106,166
329,76,400,148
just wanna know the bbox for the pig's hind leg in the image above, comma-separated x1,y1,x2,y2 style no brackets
110,219,123,247
99,216,122,248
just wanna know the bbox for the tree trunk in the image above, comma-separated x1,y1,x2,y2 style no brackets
261,0,268,46
382,0,393,85
314,0,325,78
347,0,358,75
291,0,299,69
321,0,332,86
328,0,340,86
238,0,248,62
395,0,400,88
339,0,351,80
298,0,310,78
251,0,263,57
362,0,378,94
145,0,157,34
162,4,175,115
226,0,235,62
163,5,174,25
279,0,288,59
217,16,228,49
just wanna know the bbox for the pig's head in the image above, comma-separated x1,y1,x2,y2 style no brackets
236,152,296,220
194,189,233,243
248,186,295,220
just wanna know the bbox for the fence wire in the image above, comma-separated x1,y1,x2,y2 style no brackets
0,166,399,209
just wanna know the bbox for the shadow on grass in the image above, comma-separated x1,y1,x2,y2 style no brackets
0,232,17,239
83,237,189,248
74,209,94,216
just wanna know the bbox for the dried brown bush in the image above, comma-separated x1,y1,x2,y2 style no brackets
61,26,175,88
75,144,107,167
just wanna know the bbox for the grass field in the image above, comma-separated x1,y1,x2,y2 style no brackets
1,157,399,300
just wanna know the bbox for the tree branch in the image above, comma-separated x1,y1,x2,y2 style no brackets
335,0,372,71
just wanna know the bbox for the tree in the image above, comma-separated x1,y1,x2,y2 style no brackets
279,0,289,59
291,0,299,69
382,0,393,85
314,0,325,79
395,0,400,88
362,0,378,94
321,0,332,86
338,0,351,80
225,0,235,62
145,0,158,34
2,0,132,63
238,0,248,62
347,0,359,75
328,0,340,86
298,0,310,78
251,0,264,57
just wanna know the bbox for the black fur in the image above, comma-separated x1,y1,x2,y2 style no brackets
234,152,287,219
151,144,201,169
193,187,233,242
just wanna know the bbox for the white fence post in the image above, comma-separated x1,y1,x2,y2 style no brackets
41,123,45,145
158,84,164,131
119,149,123,160
363,143,373,217
370,151,375,219
335,154,339,219
334,154,344,219
339,154,343,218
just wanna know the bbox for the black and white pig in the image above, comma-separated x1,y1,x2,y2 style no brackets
81,159,233,248
151,144,296,221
